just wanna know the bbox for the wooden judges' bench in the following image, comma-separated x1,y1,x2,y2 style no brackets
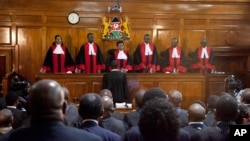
34,73,229,110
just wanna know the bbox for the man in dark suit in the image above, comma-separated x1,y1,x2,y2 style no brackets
78,93,121,141
100,96,127,139
191,94,238,141
124,87,190,141
124,89,145,129
203,95,219,127
182,103,207,137
8,79,101,141
0,109,14,141
99,89,125,121
168,89,188,127
102,60,129,106
5,91,28,129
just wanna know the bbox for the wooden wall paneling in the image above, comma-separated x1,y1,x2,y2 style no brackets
17,27,43,82
183,30,206,55
0,26,11,44
64,81,88,103
181,81,205,109
0,47,13,74
158,81,179,93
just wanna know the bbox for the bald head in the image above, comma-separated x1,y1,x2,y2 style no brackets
0,109,13,127
99,89,113,98
62,87,70,101
188,103,206,122
241,88,250,104
101,96,114,118
79,93,103,120
168,90,182,107
135,90,146,108
29,79,64,121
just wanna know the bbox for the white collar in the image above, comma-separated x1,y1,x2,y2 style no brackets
82,119,98,124
145,43,153,55
172,47,180,58
88,43,96,55
53,44,64,54
117,50,127,59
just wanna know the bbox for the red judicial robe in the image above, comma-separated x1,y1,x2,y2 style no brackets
41,43,75,73
191,47,216,70
162,47,187,73
76,43,105,73
108,50,133,71
133,43,160,72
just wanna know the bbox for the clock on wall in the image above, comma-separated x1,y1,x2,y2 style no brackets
67,12,80,24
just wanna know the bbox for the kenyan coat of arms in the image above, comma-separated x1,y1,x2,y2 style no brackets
101,15,130,40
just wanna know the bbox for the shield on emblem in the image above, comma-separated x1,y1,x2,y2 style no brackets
110,16,121,39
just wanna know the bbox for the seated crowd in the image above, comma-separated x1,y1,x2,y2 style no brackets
0,79,250,141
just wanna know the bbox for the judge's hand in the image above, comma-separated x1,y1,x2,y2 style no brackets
40,68,46,73
97,70,101,73
149,68,155,73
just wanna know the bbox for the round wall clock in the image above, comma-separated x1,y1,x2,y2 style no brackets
67,12,80,24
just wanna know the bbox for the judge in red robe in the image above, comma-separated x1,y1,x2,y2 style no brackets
41,35,75,73
76,33,105,73
108,40,133,72
162,38,187,73
133,34,160,73
191,38,216,73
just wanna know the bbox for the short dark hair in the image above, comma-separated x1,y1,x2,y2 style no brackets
139,98,180,141
5,91,19,106
78,93,103,119
110,60,118,69
116,40,124,46
215,94,238,121
142,87,167,106
54,35,61,40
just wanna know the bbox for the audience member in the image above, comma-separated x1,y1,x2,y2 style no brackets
139,98,180,141
100,96,127,139
124,89,145,129
203,95,219,127
133,34,159,73
124,87,190,141
168,89,188,127
0,94,6,110
107,40,133,72
8,79,101,141
235,103,249,124
76,33,105,73
62,87,78,126
191,94,238,141
5,91,27,129
99,89,125,121
162,38,187,73
78,93,121,141
102,60,129,105
40,35,75,73
191,38,216,73
0,109,14,141
182,103,207,137
241,88,250,110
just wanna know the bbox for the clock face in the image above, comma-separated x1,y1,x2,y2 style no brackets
67,12,80,24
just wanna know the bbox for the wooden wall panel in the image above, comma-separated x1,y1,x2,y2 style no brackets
158,82,179,93
64,82,88,102
0,27,11,44
17,27,43,82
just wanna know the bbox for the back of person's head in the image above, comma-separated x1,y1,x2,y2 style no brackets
99,89,113,98
193,100,206,109
134,89,146,109
0,108,13,127
62,87,70,101
235,103,249,124
78,93,103,120
206,95,219,110
110,60,118,69
215,94,238,121
142,87,167,106
101,96,114,118
241,88,250,104
187,103,206,122
168,89,182,107
29,79,65,122
139,98,180,141
5,91,19,106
